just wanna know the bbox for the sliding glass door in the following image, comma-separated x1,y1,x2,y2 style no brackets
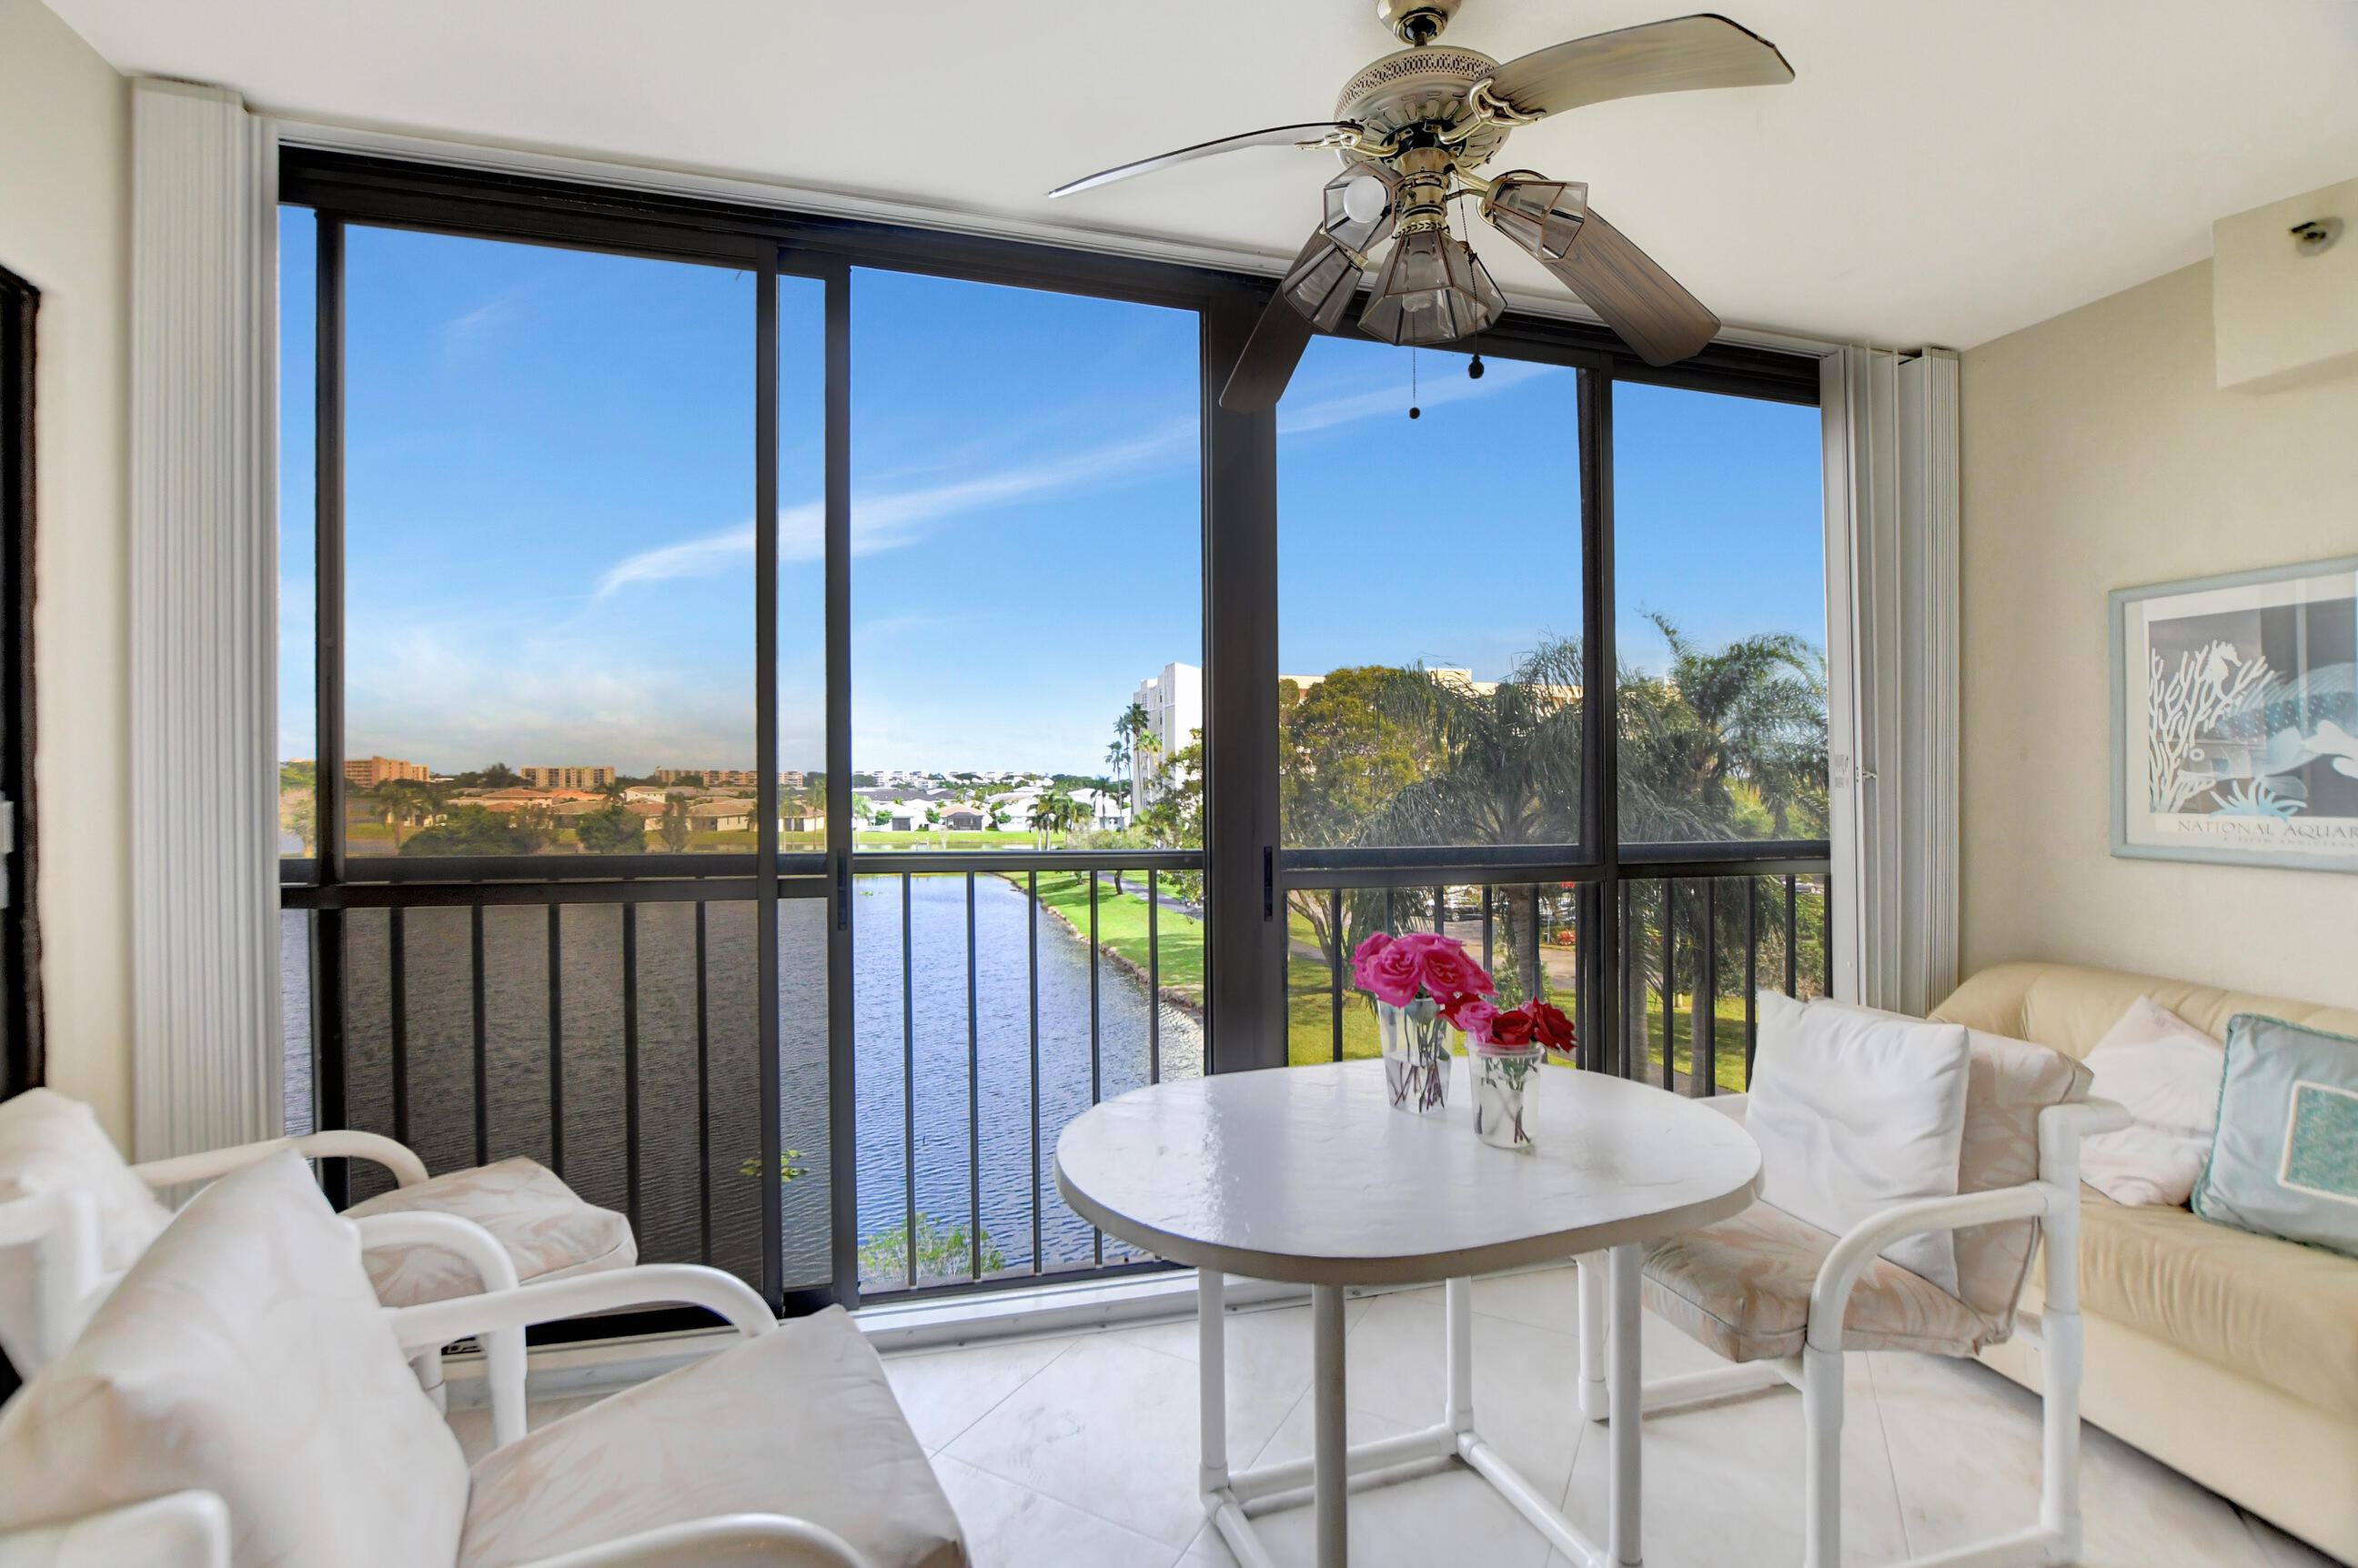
277,149,1830,1315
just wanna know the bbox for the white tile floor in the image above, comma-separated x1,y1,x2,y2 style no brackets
454,1261,2345,1568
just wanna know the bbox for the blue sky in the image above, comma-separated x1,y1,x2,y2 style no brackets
280,214,1822,778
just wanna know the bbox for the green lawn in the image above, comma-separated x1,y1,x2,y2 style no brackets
1001,870,1204,1010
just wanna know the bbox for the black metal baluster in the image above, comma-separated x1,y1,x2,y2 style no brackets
1618,879,1635,1081
1527,885,1543,1004
902,871,915,1291
1384,885,1395,936
547,904,564,1179
1744,879,1759,1091
1784,875,1799,997
1028,869,1041,1273
623,900,640,1238
1694,880,1718,1098
470,905,489,1164
1658,882,1675,1091
1148,869,1161,1083
1820,876,1833,999
1089,870,1102,1266
696,900,711,1267
968,872,982,1281
388,908,408,1151
1330,886,1345,1064
1481,886,1494,976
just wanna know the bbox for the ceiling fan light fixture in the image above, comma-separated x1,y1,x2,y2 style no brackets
1483,175,1589,263
1279,234,1363,332
1357,229,1504,346
1321,162,1402,254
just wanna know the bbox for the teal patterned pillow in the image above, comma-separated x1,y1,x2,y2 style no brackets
2193,1013,2358,1258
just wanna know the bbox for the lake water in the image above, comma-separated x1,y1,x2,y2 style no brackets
283,871,1203,1295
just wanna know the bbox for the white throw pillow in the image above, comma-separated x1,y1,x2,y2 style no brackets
1748,992,1973,1295
2078,996,2224,1207
0,1151,470,1567
0,1090,176,1368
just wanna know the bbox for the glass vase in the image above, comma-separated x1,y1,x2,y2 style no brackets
1471,1047,1543,1150
1376,998,1452,1113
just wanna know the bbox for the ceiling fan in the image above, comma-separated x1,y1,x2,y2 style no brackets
1049,0,1793,412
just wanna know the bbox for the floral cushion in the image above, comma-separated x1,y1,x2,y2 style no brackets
458,1306,965,1568
344,1158,634,1307
1644,1199,2005,1362
0,1152,470,1566
0,1090,175,1367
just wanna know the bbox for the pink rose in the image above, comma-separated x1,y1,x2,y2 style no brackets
1411,938,1495,1003
1349,930,1394,991
1446,996,1498,1046
1361,940,1423,1007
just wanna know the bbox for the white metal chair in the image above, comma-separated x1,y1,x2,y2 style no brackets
1572,1039,2129,1568
0,1089,633,1382
0,1152,965,1568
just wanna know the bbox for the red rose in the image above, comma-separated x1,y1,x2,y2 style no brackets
1529,1001,1576,1051
1486,1006,1536,1047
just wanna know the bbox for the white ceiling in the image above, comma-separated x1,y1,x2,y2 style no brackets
48,0,2358,349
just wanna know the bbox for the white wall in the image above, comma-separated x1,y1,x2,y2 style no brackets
1959,259,2358,1010
0,0,132,1141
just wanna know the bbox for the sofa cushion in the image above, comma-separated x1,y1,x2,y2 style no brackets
458,1305,964,1568
2080,997,2226,1207
1748,992,1972,1295
0,1090,175,1366
1933,960,2358,1062
0,1152,470,1567
2058,1188,2358,1423
344,1157,635,1307
1644,1200,2003,1362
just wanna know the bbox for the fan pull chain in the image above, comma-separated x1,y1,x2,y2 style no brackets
1409,347,1421,419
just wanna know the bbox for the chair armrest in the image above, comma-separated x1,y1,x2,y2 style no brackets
1806,1185,2051,1353
2038,1097,2130,1188
0,1490,229,1568
387,1263,777,1359
510,1514,868,1568
350,1211,527,1447
0,1191,104,1371
131,1131,430,1191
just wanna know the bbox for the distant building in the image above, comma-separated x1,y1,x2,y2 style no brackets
344,756,429,789
653,768,798,789
520,765,616,790
621,786,676,804
1131,662,1202,814
688,800,751,832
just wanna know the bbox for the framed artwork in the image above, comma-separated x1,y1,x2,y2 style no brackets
2112,555,2358,871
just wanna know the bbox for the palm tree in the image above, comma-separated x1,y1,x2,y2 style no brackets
374,779,442,850
1619,614,1828,840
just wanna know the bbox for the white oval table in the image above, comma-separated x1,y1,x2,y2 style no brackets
1056,1058,1760,1568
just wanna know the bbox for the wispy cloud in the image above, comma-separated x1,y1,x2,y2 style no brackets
439,288,528,363
591,420,1194,601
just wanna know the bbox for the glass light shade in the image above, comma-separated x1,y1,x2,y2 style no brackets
1320,161,1400,254
1356,229,1505,346
1279,232,1361,332
1484,176,1589,263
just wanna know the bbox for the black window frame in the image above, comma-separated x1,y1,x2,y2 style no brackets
277,146,1826,1321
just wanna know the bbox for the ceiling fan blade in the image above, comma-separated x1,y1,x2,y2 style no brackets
1049,122,1360,198
1524,206,1719,367
1219,285,1320,413
1486,15,1791,120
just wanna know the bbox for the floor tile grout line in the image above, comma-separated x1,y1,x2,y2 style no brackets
931,1449,1190,1564
916,1334,1092,1461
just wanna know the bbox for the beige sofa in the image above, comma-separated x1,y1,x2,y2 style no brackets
1934,961,2358,1565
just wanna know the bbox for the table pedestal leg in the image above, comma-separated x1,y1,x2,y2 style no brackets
1609,1241,1643,1566
1313,1282,1347,1568
1199,1268,1227,1496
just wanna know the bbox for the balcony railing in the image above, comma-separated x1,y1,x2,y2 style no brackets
282,839,1828,1312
